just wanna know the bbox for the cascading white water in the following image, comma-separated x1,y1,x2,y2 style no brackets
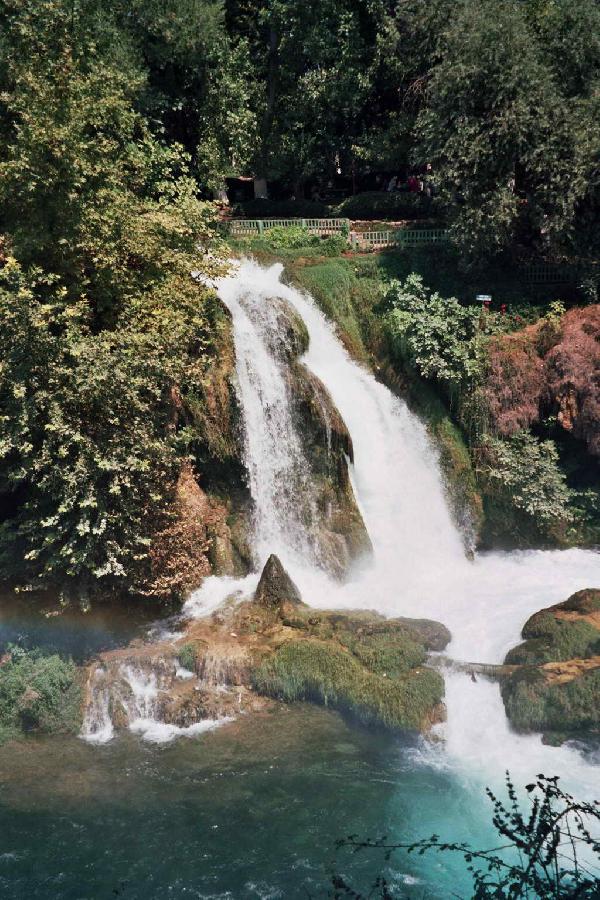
82,660,230,745
186,258,600,801
216,276,321,571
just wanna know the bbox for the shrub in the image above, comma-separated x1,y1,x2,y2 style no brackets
385,273,483,388
0,647,81,744
478,432,574,539
233,198,331,219
262,225,318,249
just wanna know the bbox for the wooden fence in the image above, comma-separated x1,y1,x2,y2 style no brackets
520,264,574,285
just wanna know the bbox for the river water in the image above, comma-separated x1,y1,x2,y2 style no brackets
0,259,599,897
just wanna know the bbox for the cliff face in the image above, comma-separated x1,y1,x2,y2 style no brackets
141,303,253,602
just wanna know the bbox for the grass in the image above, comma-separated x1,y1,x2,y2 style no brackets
252,639,443,732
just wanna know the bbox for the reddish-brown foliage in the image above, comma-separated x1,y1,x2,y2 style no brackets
483,325,545,436
545,307,600,456
483,306,600,456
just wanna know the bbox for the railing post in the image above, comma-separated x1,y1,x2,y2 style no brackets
257,220,264,235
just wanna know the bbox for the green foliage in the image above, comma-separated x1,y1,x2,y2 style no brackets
385,274,483,387
263,225,316,249
479,432,574,540
0,2,227,593
333,192,428,221
0,646,81,744
261,226,347,257
177,642,199,672
233,198,330,218
252,639,443,732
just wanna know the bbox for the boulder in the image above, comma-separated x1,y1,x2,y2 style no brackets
501,588,600,742
254,554,302,609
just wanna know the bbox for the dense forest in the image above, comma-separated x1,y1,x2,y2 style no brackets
0,0,599,600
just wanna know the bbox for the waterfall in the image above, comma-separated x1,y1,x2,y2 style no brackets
216,274,321,571
186,258,600,800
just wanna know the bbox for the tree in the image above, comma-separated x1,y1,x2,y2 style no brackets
0,0,226,595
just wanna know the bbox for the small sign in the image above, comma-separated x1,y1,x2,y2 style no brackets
477,294,492,304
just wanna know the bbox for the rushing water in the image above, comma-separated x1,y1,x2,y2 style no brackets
1,258,599,897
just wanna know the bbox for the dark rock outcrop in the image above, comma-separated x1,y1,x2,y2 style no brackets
287,361,372,577
254,554,302,609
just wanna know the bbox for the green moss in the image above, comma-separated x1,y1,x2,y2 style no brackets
506,610,600,666
506,590,600,665
289,260,368,359
338,630,426,677
252,639,443,732
502,667,600,735
0,648,82,744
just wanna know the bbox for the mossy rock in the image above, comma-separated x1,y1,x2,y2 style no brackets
502,589,600,741
505,589,600,665
501,665,600,736
251,638,444,733
286,359,372,577
280,606,450,653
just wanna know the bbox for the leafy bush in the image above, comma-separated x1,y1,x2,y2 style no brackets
0,647,81,744
478,432,574,539
0,255,221,592
385,273,483,387
336,774,600,899
260,226,348,256
262,225,318,248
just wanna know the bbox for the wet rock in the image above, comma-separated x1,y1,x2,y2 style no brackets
262,297,309,361
254,555,302,609
287,361,372,578
81,582,451,741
